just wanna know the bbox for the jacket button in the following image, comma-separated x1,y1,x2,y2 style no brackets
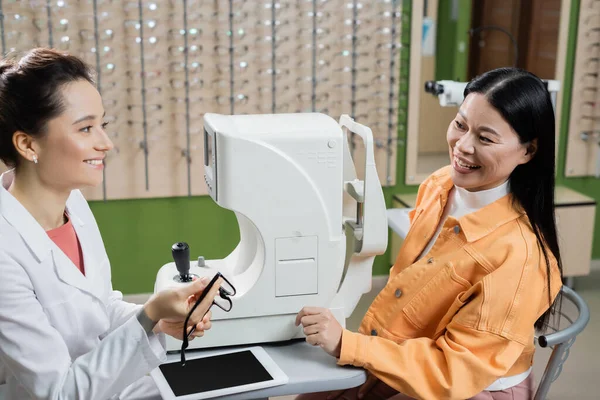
453,225,461,234
427,257,434,264
371,329,378,336
395,289,402,298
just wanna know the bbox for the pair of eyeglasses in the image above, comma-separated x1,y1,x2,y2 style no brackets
180,272,236,366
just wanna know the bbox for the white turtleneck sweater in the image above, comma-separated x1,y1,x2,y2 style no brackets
417,180,532,391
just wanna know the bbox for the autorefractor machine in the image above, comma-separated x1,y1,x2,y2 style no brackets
154,113,389,352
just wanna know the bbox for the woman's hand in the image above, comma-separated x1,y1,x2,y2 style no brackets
143,277,214,338
295,306,343,357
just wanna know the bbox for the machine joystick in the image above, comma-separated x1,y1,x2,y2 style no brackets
172,242,192,282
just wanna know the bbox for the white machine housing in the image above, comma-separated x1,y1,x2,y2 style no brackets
155,113,388,351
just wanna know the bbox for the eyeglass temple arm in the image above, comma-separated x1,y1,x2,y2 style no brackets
180,274,232,365
184,275,225,336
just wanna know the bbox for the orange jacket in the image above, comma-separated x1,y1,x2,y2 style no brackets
338,166,562,400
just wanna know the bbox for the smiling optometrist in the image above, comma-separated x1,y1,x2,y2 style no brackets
0,49,217,400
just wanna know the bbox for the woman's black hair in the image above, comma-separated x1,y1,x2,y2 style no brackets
0,48,94,168
464,67,562,333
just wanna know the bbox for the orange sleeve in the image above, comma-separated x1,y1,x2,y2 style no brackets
338,321,526,400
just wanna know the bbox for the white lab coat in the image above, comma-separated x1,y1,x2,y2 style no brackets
0,170,166,399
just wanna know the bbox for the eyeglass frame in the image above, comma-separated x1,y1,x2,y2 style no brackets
180,272,236,365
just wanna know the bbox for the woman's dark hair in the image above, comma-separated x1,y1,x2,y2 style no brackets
0,48,94,168
464,67,562,333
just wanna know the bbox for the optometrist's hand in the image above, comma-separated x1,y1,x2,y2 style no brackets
143,277,212,332
155,310,212,340
295,306,343,357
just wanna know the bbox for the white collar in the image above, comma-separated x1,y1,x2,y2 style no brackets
454,180,510,210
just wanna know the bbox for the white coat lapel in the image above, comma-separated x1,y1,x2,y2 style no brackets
66,207,105,301
50,245,99,299
41,214,103,302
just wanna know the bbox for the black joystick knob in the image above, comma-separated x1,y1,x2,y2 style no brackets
172,242,192,282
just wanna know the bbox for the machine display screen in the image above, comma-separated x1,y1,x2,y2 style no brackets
159,350,273,396
204,127,213,167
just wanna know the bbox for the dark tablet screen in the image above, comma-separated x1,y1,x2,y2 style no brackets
159,350,274,397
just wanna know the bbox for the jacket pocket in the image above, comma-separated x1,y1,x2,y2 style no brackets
403,262,471,337
432,292,469,339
